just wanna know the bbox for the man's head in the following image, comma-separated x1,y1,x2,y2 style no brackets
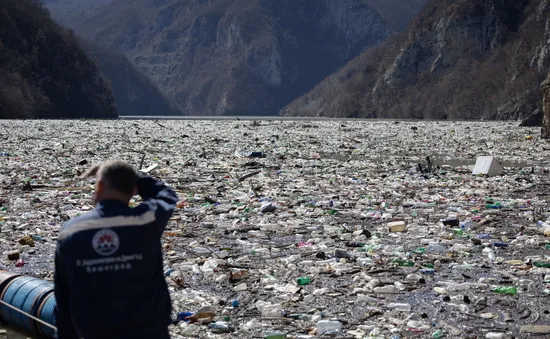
83,160,137,204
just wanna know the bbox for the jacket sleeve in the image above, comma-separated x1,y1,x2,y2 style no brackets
136,173,178,232
54,242,79,339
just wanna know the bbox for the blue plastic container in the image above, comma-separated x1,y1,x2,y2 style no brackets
14,281,54,330
177,311,193,322
0,275,57,339
36,292,56,339
0,270,21,299
0,276,42,326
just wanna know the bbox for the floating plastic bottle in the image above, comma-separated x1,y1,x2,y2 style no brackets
288,313,312,320
482,248,495,262
432,329,445,338
459,220,472,230
490,286,517,295
533,261,550,268
297,277,311,285
428,243,445,253
386,303,412,311
392,259,414,267
316,320,342,334
208,322,232,333
258,303,284,317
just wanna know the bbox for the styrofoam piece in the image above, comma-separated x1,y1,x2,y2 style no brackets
472,156,503,176
388,221,406,232
142,163,159,174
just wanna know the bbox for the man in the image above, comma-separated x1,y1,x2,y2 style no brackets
54,160,178,339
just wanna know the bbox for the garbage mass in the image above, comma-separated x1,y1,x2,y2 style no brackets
1,119,550,339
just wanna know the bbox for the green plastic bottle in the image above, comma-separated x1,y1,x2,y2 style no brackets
392,259,414,267
490,286,517,295
263,332,285,339
533,261,550,268
413,247,426,254
432,329,445,338
296,277,311,285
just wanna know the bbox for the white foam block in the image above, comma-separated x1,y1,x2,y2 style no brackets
472,156,503,176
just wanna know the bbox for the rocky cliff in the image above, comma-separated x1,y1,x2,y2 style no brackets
79,41,181,116
41,0,111,28
50,0,426,116
285,0,550,121
0,0,117,119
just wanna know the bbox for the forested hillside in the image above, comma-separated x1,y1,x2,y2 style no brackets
285,0,550,123
0,0,117,118
80,41,181,116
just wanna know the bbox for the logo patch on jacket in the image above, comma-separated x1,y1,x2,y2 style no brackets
92,229,120,256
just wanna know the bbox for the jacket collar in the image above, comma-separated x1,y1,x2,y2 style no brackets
96,199,129,210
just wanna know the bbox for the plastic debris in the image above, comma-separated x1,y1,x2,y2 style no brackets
18,235,35,247
6,251,20,261
520,325,550,334
388,221,406,232
263,332,285,339
0,120,548,338
296,277,311,285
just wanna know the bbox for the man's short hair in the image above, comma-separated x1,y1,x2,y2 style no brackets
97,160,137,196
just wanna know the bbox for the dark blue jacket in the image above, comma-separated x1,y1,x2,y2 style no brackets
54,174,178,339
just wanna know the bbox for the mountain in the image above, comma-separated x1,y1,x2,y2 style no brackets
365,0,431,32
41,0,111,28
43,0,181,116
46,0,427,116
0,0,117,119
284,0,550,122
79,41,181,116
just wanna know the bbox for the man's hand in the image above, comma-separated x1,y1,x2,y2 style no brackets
80,164,101,179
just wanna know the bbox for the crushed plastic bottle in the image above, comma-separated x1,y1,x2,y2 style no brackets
317,320,342,334
428,243,446,253
208,322,232,333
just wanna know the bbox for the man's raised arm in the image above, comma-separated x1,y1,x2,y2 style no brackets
136,173,178,232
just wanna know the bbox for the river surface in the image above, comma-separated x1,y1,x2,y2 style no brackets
0,119,546,339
